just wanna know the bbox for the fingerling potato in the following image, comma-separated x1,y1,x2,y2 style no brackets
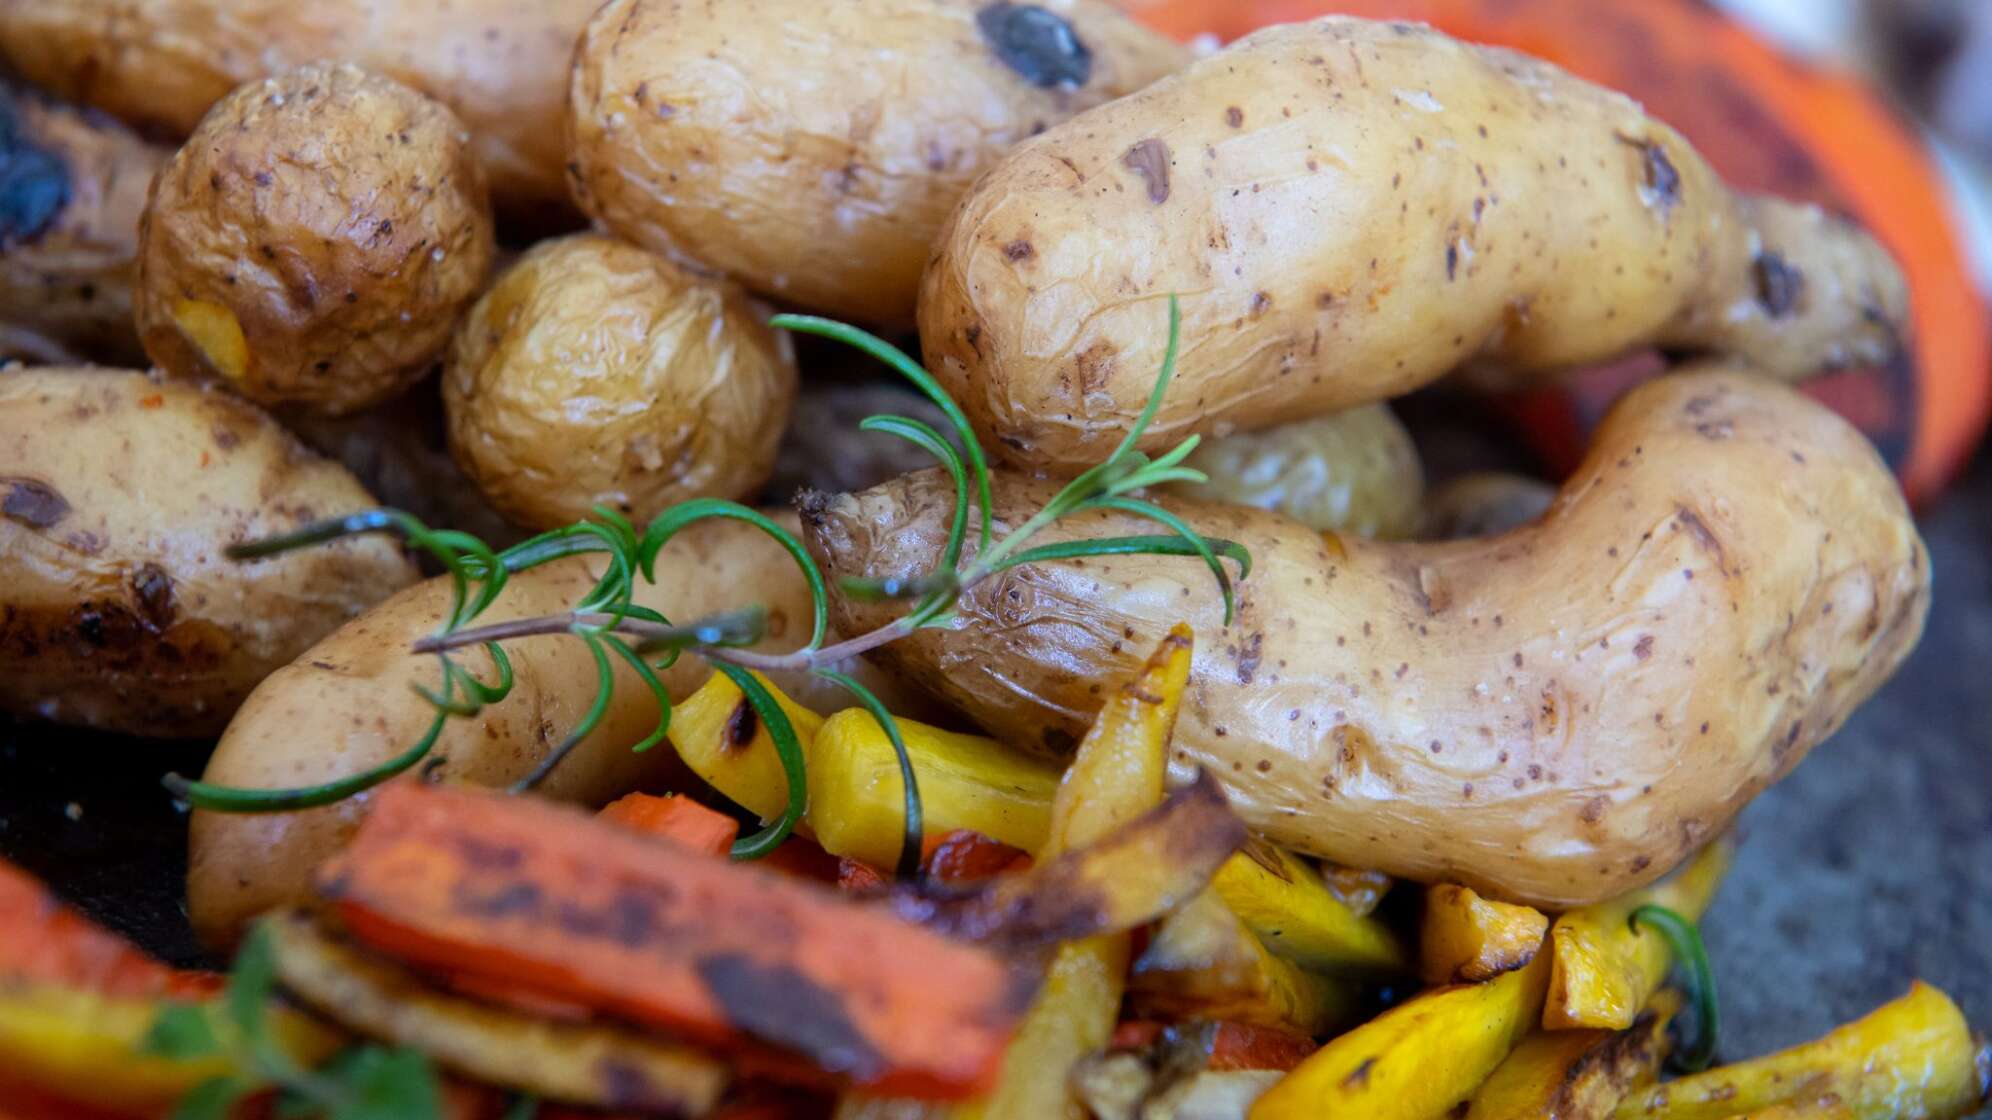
1169,403,1424,537
443,234,795,530
0,0,600,219
565,0,1187,325
0,86,167,365
805,368,1928,908
136,63,494,416
921,17,1910,471
0,367,417,737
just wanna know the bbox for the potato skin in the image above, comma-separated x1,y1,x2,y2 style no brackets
0,368,417,737
0,87,168,365
443,234,796,530
565,0,1187,326
136,63,494,416
920,17,1910,472
805,369,1929,908
188,512,919,947
0,0,597,218
1171,404,1423,538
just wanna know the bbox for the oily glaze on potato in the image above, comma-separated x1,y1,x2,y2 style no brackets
805,368,1928,908
920,17,1910,472
0,87,167,365
1170,404,1423,537
443,234,795,531
566,0,1187,326
0,368,417,737
189,512,927,947
0,0,598,219
136,63,494,416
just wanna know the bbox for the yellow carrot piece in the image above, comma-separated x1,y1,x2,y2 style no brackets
1213,840,1411,978
666,669,825,823
1422,883,1551,986
1463,991,1679,1119
1614,982,1991,1120
1129,888,1365,1037
1545,839,1733,1030
1249,943,1552,1120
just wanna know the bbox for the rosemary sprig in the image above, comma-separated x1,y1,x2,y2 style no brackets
169,296,1247,878
1630,904,1720,1071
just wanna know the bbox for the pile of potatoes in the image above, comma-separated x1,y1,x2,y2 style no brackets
0,1,1929,964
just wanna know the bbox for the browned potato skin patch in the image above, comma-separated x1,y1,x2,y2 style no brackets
920,17,1910,472
443,234,796,531
805,369,1928,909
135,63,493,416
188,511,920,949
565,0,1187,327
0,89,167,365
0,0,597,218
0,368,417,737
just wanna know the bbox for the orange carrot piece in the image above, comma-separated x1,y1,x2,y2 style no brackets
1202,1021,1318,1072
318,784,1035,1099
0,860,218,1000
923,830,1029,886
758,838,844,884
837,859,889,894
1112,1020,1168,1052
600,793,740,857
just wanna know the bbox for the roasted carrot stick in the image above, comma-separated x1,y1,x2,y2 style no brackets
317,783,1036,1099
0,859,217,1000
600,793,741,857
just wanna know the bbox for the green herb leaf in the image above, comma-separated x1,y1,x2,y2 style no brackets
638,500,829,651
603,634,672,753
141,1003,222,1060
510,635,613,792
172,1076,251,1120
165,706,446,813
770,314,994,551
815,668,923,879
995,534,1251,580
1089,496,1241,624
717,662,808,860
1629,904,1719,1072
224,924,277,1038
327,1047,443,1120
1106,294,1183,464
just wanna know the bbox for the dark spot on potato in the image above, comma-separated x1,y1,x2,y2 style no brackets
976,2,1092,90
724,699,758,749
129,564,175,630
1225,106,1243,128
1753,251,1804,318
1002,239,1034,262
1445,243,1458,280
2,477,70,528
1232,633,1262,684
1580,796,1608,824
1633,635,1654,660
1619,134,1681,214
1122,138,1171,204
0,94,70,245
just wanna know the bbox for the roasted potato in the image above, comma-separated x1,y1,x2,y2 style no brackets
0,87,166,366
565,0,1187,326
1170,404,1424,537
0,0,598,219
920,17,1910,472
805,368,1928,908
136,63,494,415
443,234,794,530
188,510,906,948
0,367,417,737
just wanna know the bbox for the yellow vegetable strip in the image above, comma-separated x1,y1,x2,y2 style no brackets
1249,942,1553,1120
1613,982,1991,1120
1421,883,1550,986
1129,888,1364,1036
1213,839,1411,978
1463,990,1680,1119
1545,839,1733,1030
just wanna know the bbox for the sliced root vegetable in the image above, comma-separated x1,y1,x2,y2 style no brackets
1185,1021,1319,1074
902,772,1244,949
1213,839,1409,978
599,793,741,857
263,909,729,1114
1546,840,1733,1030
0,860,218,1000
315,782,1037,1099
922,831,1031,886
1075,1051,1286,1120
1613,982,1991,1120
1421,884,1551,986
1463,991,1680,1119
809,708,1061,868
667,669,829,825
1248,942,1552,1119
1128,889,1363,1038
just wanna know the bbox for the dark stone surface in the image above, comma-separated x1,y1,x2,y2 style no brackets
2,447,1988,1074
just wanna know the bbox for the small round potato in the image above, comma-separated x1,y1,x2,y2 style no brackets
1,87,167,365
0,367,418,737
1170,404,1424,538
443,234,797,530
566,0,1187,325
136,63,494,416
